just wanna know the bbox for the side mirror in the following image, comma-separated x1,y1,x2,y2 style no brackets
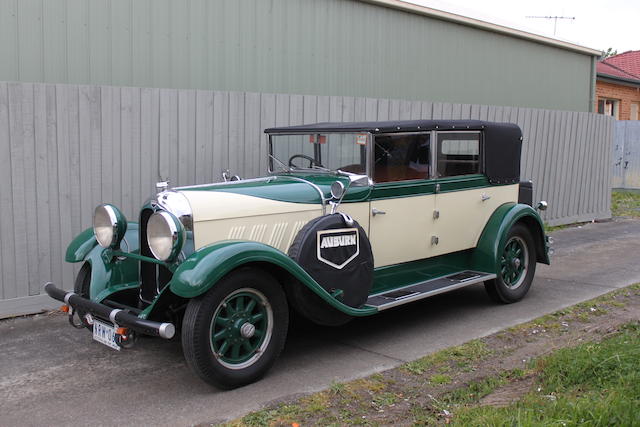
537,201,548,211
348,174,372,187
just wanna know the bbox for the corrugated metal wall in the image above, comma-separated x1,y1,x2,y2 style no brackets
0,0,594,112
0,81,612,316
612,121,640,189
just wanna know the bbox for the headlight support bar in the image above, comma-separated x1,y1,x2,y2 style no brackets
105,249,177,272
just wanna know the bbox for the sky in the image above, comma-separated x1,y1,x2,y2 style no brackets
407,0,638,54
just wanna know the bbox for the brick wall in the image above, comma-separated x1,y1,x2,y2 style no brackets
595,80,640,120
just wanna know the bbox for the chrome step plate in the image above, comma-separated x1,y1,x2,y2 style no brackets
366,270,496,311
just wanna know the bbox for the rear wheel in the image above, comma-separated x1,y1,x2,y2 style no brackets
484,224,536,303
181,267,288,389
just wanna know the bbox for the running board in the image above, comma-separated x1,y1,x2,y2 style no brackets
365,270,496,311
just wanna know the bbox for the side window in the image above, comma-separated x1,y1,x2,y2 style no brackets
436,132,482,177
373,134,431,183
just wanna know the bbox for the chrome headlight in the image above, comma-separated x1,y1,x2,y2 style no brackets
93,204,127,248
147,211,184,261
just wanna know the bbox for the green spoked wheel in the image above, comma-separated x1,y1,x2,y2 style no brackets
500,236,529,289
485,224,536,304
182,268,288,389
210,289,273,369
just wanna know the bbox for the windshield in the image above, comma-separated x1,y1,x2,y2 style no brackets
269,133,368,174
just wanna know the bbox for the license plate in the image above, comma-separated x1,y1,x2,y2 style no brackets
92,319,121,351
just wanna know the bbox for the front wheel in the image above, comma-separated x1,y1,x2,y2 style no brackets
181,267,289,389
73,262,93,329
484,223,537,303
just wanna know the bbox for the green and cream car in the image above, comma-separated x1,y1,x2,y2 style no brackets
45,119,550,389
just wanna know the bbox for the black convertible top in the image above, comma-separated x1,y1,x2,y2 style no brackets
265,120,523,185
265,119,516,134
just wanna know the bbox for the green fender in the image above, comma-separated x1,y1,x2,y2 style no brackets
65,223,140,262
169,240,378,317
65,228,99,263
472,203,550,274
65,223,141,300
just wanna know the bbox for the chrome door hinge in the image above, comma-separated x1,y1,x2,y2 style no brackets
431,235,439,245
433,210,440,219
435,183,441,193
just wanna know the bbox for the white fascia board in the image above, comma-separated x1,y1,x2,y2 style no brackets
358,0,602,57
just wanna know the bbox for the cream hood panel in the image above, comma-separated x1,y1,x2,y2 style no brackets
179,191,320,222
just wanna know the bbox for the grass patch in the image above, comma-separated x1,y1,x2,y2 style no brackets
505,284,640,337
403,339,491,375
223,284,640,427
544,189,640,233
451,322,640,426
612,190,640,218
443,374,510,405
544,222,571,233
429,374,452,385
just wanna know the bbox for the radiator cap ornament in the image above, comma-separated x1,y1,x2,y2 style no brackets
156,180,169,193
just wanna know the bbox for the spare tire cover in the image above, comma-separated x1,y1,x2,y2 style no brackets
288,213,374,307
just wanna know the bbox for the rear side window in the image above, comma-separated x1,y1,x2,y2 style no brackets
436,132,482,177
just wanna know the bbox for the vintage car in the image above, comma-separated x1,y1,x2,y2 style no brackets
45,119,550,389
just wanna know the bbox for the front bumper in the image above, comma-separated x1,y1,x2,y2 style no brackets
44,282,175,339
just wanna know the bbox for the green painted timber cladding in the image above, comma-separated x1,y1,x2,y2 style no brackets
0,0,594,112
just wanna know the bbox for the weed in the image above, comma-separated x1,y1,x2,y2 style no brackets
451,321,640,426
429,374,452,385
612,190,640,218
410,404,438,425
301,392,330,414
372,392,399,407
403,339,491,375
329,381,346,396
442,373,510,405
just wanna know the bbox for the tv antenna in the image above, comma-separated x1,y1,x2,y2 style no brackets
526,15,575,36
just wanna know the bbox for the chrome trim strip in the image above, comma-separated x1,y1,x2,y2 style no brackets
430,130,437,180
64,292,76,305
366,132,373,181
173,177,276,190
109,309,123,324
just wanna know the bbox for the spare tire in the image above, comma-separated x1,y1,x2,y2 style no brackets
288,213,374,326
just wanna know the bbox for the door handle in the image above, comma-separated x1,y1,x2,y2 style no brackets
481,194,491,202
372,208,386,216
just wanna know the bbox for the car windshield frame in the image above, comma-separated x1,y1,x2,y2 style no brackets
268,132,373,177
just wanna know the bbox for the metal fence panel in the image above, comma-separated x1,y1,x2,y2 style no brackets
0,81,613,315
613,121,640,189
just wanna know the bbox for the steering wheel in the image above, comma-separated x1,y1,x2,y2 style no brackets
288,154,324,169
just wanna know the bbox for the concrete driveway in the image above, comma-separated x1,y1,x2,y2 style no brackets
2,218,640,426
